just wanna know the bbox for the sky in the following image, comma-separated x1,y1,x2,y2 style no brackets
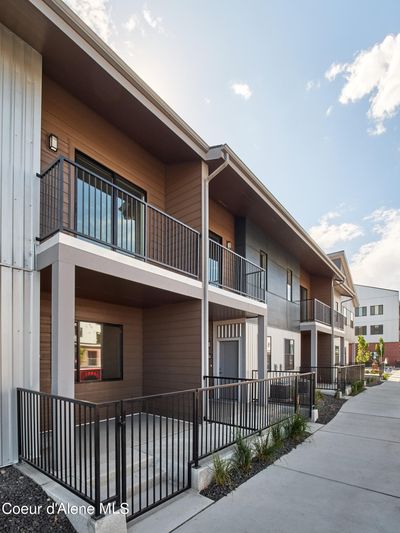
65,0,400,292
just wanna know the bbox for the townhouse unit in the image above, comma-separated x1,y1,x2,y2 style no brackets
0,0,348,502
354,284,400,365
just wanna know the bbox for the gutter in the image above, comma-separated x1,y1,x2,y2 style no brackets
201,148,230,379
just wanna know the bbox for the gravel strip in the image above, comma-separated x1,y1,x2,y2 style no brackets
0,466,75,533
316,393,346,424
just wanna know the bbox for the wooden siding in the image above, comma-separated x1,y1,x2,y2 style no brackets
300,268,311,293
40,291,143,403
143,300,202,395
165,161,202,232
209,199,235,247
318,333,333,366
41,76,166,209
0,24,41,466
310,275,332,306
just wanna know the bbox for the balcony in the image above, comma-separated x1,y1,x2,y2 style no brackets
300,298,332,326
209,240,266,302
300,298,345,330
39,157,200,278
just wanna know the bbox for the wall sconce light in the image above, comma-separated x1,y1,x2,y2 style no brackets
48,134,58,152
226,241,232,250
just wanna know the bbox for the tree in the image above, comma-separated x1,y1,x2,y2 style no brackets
356,335,371,364
375,337,385,365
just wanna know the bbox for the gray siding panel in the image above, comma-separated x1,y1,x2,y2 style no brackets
245,219,300,332
0,23,41,466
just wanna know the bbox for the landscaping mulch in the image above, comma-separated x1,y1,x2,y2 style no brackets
200,433,310,502
0,466,75,533
316,393,346,424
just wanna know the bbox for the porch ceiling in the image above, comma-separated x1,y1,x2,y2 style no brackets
209,302,255,321
41,267,195,308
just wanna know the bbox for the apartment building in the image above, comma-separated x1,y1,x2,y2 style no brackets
0,0,344,479
329,251,357,365
354,284,400,365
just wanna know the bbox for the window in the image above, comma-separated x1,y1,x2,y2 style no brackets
75,321,123,382
284,339,295,370
335,345,340,366
260,251,268,292
355,306,367,317
370,324,383,335
370,305,384,315
286,269,293,302
355,326,367,336
266,336,272,371
350,311,354,328
209,231,223,285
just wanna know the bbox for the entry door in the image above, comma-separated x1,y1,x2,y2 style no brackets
219,340,239,400
219,340,239,378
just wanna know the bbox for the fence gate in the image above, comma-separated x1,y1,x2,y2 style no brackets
120,391,195,521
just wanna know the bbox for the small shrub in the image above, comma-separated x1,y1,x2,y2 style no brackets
289,414,308,441
212,454,233,487
351,380,364,395
271,422,284,449
253,433,272,462
382,373,389,381
315,389,323,405
233,434,253,474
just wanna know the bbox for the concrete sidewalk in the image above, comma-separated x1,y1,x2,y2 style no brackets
176,380,400,533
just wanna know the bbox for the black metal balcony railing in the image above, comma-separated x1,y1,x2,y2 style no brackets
209,240,266,302
39,157,200,278
333,310,345,330
300,298,332,325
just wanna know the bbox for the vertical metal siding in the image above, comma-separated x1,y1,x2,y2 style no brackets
0,23,41,466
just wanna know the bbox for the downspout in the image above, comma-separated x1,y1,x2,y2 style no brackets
201,150,230,382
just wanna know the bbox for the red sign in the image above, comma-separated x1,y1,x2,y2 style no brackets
80,368,102,381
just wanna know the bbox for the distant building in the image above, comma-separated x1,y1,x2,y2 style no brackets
354,284,400,365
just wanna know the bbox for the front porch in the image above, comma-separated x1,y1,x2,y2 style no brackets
18,371,314,522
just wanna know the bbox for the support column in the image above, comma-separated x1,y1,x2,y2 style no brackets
257,314,267,379
310,326,318,368
51,261,75,397
201,161,209,382
340,336,345,365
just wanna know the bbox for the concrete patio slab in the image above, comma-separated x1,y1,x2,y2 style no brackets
322,410,400,443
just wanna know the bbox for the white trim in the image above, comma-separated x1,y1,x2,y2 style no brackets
208,284,267,315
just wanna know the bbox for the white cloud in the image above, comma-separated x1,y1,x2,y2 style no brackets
309,211,363,250
142,7,164,33
326,105,333,117
124,15,138,32
63,0,113,44
305,79,320,91
231,82,252,100
326,34,400,135
351,208,400,291
204,97,211,105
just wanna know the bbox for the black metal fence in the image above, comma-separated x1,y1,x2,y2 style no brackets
18,373,314,522
300,298,332,325
299,364,364,391
209,240,266,302
39,157,200,278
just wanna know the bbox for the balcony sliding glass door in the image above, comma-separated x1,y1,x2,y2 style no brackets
75,152,145,256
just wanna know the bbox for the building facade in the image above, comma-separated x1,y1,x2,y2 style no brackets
1,0,346,468
354,284,400,365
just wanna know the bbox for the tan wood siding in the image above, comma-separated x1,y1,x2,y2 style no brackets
310,275,332,306
143,300,201,395
300,268,311,293
40,290,143,402
317,332,332,366
209,199,235,247
165,161,202,232
41,76,166,209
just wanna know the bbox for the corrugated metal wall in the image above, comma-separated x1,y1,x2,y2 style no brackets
0,23,41,466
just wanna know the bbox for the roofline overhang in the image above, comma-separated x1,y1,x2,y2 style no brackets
30,0,209,159
207,144,344,281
